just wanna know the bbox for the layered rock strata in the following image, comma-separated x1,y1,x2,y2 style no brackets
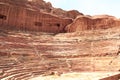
66,15,120,32
0,27,120,79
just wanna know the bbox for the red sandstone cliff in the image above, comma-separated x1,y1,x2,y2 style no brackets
0,0,82,19
66,15,120,32
0,0,73,33
0,0,52,12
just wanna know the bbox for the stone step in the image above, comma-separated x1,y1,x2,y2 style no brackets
0,66,47,79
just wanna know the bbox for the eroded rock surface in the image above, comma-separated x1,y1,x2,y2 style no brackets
0,0,82,19
0,0,120,80
0,26,120,79
0,0,72,33
66,15,120,32
51,8,83,19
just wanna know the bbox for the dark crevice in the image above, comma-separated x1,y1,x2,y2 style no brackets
0,14,7,20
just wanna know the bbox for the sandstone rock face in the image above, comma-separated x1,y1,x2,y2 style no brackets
0,27,120,79
0,0,88,33
28,0,53,12
0,0,52,12
66,15,120,32
0,0,82,19
28,0,83,19
51,8,83,19
51,8,67,18
66,10,83,19
0,0,120,80
0,0,72,33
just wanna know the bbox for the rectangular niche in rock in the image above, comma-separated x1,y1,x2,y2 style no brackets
0,14,7,20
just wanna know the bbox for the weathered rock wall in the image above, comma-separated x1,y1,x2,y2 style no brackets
0,3,72,33
51,8,83,19
0,27,120,79
0,0,83,19
66,15,120,32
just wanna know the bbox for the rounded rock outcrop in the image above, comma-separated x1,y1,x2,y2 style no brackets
66,15,120,32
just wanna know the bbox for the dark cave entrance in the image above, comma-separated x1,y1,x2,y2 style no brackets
0,14,7,20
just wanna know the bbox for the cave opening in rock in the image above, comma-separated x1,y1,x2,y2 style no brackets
0,14,6,20
55,23,60,27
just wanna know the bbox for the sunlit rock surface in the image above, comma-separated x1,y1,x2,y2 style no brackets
0,26,120,79
66,15,120,32
0,0,120,80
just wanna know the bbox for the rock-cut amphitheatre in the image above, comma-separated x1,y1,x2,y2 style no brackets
0,0,120,80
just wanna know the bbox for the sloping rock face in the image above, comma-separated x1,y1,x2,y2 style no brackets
66,10,83,19
66,15,120,32
0,0,82,19
29,0,83,19
0,0,53,12
51,8,83,19
27,0,53,13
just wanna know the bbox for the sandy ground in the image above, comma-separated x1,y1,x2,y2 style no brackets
29,72,120,80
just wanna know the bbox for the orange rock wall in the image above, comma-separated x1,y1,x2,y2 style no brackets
0,3,72,33
66,16,120,32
